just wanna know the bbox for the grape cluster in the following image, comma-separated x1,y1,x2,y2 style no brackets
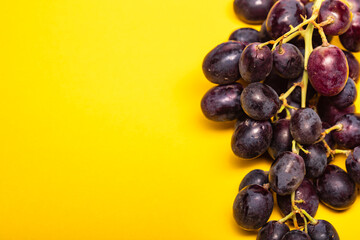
201,0,360,239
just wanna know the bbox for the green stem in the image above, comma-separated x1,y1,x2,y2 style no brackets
278,212,295,223
301,209,318,225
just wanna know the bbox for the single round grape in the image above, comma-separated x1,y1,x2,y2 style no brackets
308,45,348,96
266,0,306,39
259,21,273,42
233,0,274,24
327,78,357,109
268,119,293,160
263,71,288,96
346,146,360,184
290,108,322,145
240,82,280,120
288,74,316,104
239,169,269,191
332,114,360,149
300,144,327,179
229,28,260,44
307,220,340,240
319,0,352,36
201,83,244,122
315,164,357,210
256,221,290,240
348,0,360,13
269,151,306,196
343,50,360,82
317,96,355,125
340,12,360,52
273,43,304,79
202,41,246,85
233,185,274,230
232,118,273,159
239,43,273,83
277,178,319,225
282,230,311,240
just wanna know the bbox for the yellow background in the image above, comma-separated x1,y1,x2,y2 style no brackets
0,0,359,239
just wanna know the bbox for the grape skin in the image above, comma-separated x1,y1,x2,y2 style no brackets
290,108,322,145
239,169,268,191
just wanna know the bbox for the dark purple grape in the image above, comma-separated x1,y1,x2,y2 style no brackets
326,78,357,109
340,12,360,52
268,119,293,160
239,43,273,83
229,28,260,44
317,96,355,125
263,70,288,96
239,169,269,191
232,118,273,159
269,151,306,196
348,0,360,13
277,178,319,225
319,0,352,36
240,83,280,120
282,230,311,240
307,220,340,240
233,0,274,24
346,146,360,184
343,50,360,82
305,2,314,17
300,144,327,179
202,41,246,85
315,164,357,210
288,74,316,104
233,185,274,230
290,108,322,145
332,114,360,149
308,45,348,96
256,221,289,240
259,21,273,42
201,83,244,122
266,0,306,39
272,43,304,79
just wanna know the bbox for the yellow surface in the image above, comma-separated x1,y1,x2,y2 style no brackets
0,0,359,239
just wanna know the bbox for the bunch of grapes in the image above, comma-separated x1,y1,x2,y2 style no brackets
201,0,360,239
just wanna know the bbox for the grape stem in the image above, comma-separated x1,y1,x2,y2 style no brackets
315,123,343,143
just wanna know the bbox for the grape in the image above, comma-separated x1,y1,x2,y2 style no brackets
259,21,273,42
269,151,306,196
288,74,316,104
277,178,319,225
348,0,360,13
326,78,357,109
201,83,244,122
343,50,360,82
233,185,274,230
263,70,288,96
232,118,273,159
239,43,273,83
202,41,246,85
317,97,355,125
282,230,311,240
307,220,340,240
239,169,269,191
300,144,327,179
346,146,360,184
319,0,352,36
233,0,274,24
266,0,306,39
315,164,357,210
332,114,360,149
272,43,304,79
308,45,348,96
229,28,260,44
240,82,280,120
290,108,322,145
268,119,293,160
340,12,360,52
256,221,289,240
